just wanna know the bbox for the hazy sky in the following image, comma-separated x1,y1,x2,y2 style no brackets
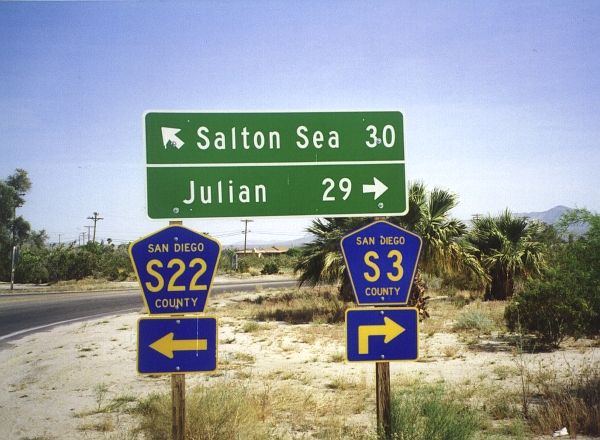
1,1,599,246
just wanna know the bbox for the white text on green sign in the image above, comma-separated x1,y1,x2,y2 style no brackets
145,111,406,218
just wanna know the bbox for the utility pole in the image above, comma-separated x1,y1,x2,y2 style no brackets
87,212,104,243
241,219,253,255
10,193,24,291
84,225,93,243
10,204,17,291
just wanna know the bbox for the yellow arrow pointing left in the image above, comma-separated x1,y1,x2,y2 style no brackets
358,317,405,355
149,332,208,359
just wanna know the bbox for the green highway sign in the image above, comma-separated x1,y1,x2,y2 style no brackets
145,111,406,219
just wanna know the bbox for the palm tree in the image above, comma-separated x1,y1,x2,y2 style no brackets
390,182,484,280
294,217,370,302
389,182,486,315
294,182,482,312
467,209,547,300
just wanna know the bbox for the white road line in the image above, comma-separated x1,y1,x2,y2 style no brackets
0,308,139,342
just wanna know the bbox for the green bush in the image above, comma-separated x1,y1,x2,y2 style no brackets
218,249,236,272
389,384,480,440
237,259,250,273
15,249,49,284
261,262,279,275
505,210,600,347
238,254,296,272
453,310,495,333
13,242,134,283
505,275,590,347
286,247,301,257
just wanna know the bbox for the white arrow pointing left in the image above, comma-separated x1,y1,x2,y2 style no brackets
362,177,388,200
161,127,184,149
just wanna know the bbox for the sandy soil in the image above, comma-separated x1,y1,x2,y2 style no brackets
0,289,598,440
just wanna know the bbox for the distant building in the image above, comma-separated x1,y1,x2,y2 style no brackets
235,246,289,258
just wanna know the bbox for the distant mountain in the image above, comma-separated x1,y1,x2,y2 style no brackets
516,205,572,225
516,205,588,235
226,234,314,250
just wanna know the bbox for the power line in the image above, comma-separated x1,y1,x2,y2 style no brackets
86,212,104,243
84,225,93,244
241,219,253,255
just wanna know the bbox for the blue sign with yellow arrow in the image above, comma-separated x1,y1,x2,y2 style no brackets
341,221,422,305
138,316,217,374
346,308,418,362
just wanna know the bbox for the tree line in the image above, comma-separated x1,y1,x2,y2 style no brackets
294,182,599,346
2,169,598,346
0,169,132,283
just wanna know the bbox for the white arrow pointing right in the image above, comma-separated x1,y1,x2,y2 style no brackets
161,127,184,150
362,177,388,200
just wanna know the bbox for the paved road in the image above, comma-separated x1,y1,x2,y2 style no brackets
0,278,297,344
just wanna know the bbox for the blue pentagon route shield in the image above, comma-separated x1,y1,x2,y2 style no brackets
341,221,422,305
129,225,221,314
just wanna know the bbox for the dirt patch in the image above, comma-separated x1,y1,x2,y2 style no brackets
0,290,598,439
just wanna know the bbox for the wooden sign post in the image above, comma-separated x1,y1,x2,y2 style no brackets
169,220,185,440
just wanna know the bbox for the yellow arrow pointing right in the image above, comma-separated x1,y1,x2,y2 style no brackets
150,332,208,359
358,317,405,355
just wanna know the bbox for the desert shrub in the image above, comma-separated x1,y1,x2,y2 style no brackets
96,244,132,280
251,288,347,324
389,384,481,440
218,248,236,272
15,241,133,283
505,274,591,347
237,259,250,273
505,210,600,346
135,383,267,440
453,310,495,334
261,262,279,275
286,247,301,257
14,248,49,283
440,270,485,293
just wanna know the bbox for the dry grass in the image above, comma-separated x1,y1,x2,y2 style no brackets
6,278,137,293
134,379,374,440
492,364,517,381
69,284,597,440
77,415,114,432
529,362,600,436
135,382,268,440
442,345,460,359
247,287,348,324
